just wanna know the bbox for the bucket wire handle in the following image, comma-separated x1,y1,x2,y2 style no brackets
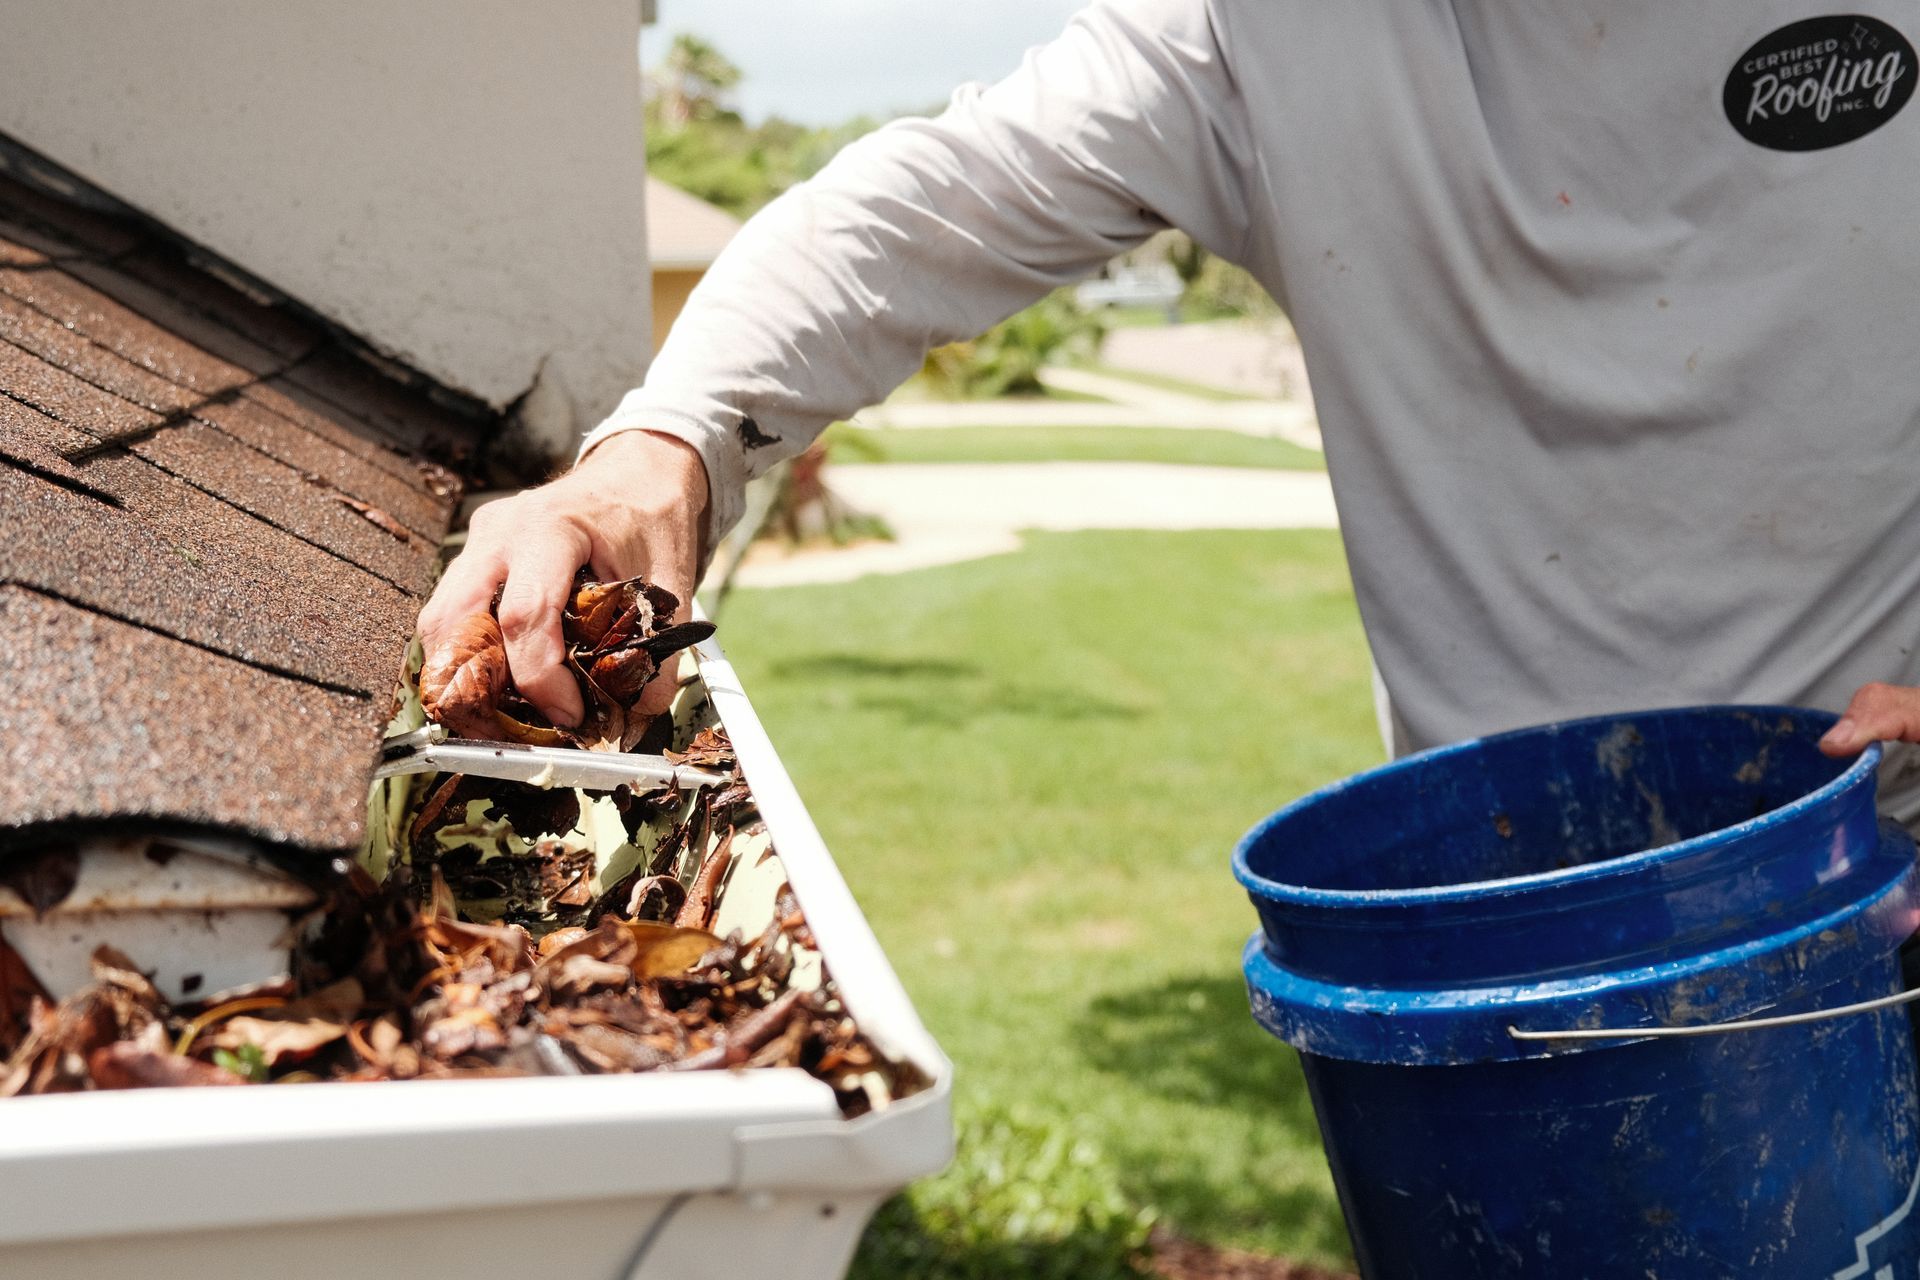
1508,983,1920,1043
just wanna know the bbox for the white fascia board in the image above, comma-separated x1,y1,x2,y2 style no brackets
0,625,952,1261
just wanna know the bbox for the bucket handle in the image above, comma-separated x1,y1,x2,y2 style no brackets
1508,983,1920,1043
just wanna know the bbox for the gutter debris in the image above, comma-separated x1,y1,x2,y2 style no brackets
0,576,918,1115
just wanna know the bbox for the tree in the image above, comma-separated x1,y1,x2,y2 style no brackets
1168,232,1209,290
651,34,743,130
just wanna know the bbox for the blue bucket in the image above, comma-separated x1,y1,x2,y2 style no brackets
1234,706,1920,1278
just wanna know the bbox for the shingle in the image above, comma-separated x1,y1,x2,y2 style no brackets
62,256,291,377
0,455,416,696
0,338,160,443
0,585,379,853
0,292,199,416
130,421,436,593
0,264,254,394
0,396,116,498
195,394,454,541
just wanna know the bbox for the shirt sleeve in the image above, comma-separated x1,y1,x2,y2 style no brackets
580,0,1257,546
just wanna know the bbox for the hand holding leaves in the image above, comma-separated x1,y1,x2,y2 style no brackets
418,574,714,751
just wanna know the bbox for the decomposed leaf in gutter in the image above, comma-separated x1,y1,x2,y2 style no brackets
205,978,363,1065
0,936,47,1057
91,1036,248,1089
667,727,736,771
419,612,509,740
617,921,726,980
674,830,736,933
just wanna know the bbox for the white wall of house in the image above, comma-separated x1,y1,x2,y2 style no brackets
0,1,654,456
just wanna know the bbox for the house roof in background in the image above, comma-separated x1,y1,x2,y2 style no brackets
646,176,742,271
0,168,488,856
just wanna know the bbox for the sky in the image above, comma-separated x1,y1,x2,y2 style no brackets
643,0,1090,125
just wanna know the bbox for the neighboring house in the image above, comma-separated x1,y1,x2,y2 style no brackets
646,175,743,355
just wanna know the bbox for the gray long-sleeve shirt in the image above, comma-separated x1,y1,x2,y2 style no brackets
585,0,1920,819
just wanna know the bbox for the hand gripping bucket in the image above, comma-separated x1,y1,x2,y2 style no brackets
1233,706,1920,1278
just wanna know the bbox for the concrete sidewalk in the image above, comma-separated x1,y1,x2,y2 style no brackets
734,461,1339,588
1099,320,1314,403
856,387,1321,449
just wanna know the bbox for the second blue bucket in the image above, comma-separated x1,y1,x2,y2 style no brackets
1235,706,1920,1278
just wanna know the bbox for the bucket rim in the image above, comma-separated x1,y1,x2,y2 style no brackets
1232,704,1883,909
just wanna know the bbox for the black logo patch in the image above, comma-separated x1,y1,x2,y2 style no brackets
1724,15,1915,150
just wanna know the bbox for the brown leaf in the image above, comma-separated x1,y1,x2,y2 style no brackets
414,459,460,500
565,581,629,649
675,831,736,932
546,954,632,998
587,647,661,705
666,727,736,771
206,978,362,1065
0,934,48,1056
491,710,574,748
210,1015,347,1065
665,989,808,1072
420,613,509,740
90,1042,247,1089
563,1022,668,1073
408,772,468,848
89,946,164,1007
333,493,414,542
0,844,80,917
621,874,687,923
1,954,163,1096
537,927,591,959
619,921,726,980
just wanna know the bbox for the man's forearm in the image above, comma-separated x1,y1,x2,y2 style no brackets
584,0,1255,547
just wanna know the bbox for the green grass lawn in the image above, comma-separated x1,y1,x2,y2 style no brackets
823,424,1324,472
719,529,1382,1276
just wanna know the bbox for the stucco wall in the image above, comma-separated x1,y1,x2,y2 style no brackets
0,2,654,456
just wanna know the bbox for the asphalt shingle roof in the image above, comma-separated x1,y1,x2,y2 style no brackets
0,169,485,856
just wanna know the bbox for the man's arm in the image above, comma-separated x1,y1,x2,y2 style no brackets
421,0,1255,724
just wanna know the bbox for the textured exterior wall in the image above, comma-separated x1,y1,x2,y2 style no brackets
0,1,654,455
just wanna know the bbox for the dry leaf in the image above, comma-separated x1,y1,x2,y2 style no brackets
419,613,509,740
333,493,413,542
91,1041,247,1089
618,921,725,980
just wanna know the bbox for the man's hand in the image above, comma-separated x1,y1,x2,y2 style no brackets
417,431,709,727
1818,682,1920,757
